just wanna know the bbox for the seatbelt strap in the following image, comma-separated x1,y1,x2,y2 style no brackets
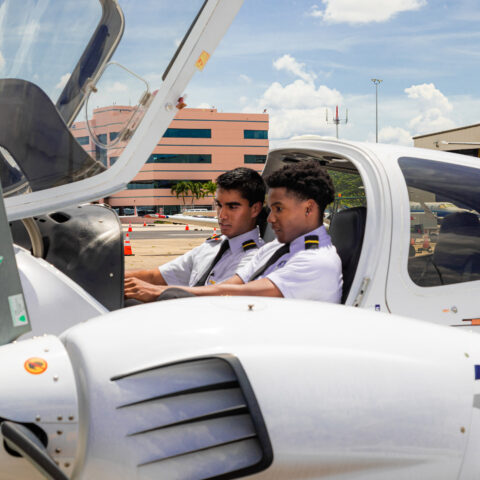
194,240,230,286
248,243,290,281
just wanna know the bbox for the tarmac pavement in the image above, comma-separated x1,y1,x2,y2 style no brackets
122,224,217,271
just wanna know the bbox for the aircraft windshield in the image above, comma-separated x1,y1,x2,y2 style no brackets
0,0,102,103
0,0,206,199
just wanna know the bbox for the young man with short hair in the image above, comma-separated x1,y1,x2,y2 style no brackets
125,160,343,303
124,167,266,303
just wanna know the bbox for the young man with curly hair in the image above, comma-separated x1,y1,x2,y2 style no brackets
125,160,343,303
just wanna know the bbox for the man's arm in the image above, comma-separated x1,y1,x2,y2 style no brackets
136,276,283,301
124,268,167,285
220,274,244,285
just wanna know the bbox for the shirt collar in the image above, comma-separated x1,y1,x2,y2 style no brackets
227,226,261,254
289,225,331,253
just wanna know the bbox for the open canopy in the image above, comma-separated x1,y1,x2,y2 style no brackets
0,0,242,220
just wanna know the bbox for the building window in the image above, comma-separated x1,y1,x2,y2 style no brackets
97,133,107,144
244,154,267,164
95,145,107,166
163,128,211,138
146,154,212,164
109,132,119,142
109,156,119,167
76,136,89,145
244,130,268,140
127,180,209,189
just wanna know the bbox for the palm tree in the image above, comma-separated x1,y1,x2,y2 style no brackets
170,181,190,208
186,181,204,205
202,180,217,208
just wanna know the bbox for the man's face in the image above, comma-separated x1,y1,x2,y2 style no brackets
267,187,312,244
215,187,260,238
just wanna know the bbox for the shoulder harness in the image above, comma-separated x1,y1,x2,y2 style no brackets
242,239,258,251
304,235,319,250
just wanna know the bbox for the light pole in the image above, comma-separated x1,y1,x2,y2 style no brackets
371,78,382,143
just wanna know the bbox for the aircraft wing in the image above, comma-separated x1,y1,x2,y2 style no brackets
144,214,219,228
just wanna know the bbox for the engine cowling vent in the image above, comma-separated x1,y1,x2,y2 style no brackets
111,355,273,479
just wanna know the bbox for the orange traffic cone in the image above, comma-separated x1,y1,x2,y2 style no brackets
128,223,132,232
213,227,217,235
185,224,189,231
124,233,134,256
143,220,146,227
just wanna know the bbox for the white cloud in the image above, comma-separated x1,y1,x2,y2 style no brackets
309,0,426,24
273,54,316,83
405,83,455,135
195,102,214,109
378,126,412,146
108,81,128,93
243,55,342,139
260,79,341,110
55,73,71,89
239,74,252,84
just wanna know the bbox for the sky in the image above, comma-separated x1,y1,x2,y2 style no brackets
184,0,480,146
2,0,480,147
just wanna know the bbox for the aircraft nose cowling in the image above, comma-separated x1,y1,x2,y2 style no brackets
0,335,79,479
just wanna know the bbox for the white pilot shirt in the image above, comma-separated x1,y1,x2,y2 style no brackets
160,227,264,287
236,225,343,303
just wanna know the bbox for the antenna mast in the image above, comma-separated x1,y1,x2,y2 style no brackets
326,105,348,139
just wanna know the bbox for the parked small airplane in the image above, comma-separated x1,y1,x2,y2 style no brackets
0,1,479,479
144,213,219,228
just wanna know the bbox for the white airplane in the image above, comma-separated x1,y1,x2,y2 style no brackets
144,213,219,228
1,1,480,479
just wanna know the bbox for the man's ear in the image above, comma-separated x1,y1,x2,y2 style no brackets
305,199,317,215
251,201,263,218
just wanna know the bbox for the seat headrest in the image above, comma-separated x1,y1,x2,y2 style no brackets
439,211,480,234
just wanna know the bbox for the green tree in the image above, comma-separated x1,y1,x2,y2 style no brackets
186,181,205,205
202,180,217,207
328,170,366,212
170,181,190,206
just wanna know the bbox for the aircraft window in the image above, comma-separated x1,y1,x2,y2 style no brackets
0,146,29,198
327,170,366,215
399,157,480,287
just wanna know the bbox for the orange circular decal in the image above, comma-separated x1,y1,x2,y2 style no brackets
24,357,48,375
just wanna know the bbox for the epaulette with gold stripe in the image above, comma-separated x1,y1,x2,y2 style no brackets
206,233,222,242
242,239,258,251
304,235,319,250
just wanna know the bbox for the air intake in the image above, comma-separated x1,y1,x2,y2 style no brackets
111,355,273,479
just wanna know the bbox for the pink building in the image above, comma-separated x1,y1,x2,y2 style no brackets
71,107,269,215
